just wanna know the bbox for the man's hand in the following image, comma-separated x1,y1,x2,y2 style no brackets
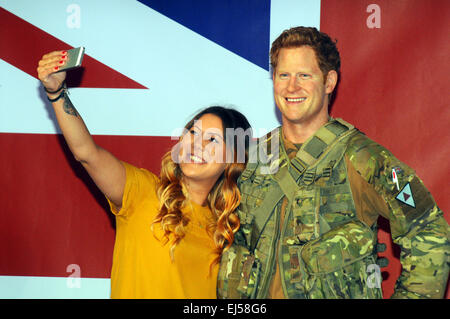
37,50,68,92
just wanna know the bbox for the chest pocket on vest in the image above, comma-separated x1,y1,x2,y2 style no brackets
316,160,357,230
238,178,272,247
292,187,320,243
241,184,266,209
291,178,357,244
319,182,356,229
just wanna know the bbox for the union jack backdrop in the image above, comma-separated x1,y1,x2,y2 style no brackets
0,0,448,298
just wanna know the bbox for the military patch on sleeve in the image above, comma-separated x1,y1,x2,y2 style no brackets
396,182,416,208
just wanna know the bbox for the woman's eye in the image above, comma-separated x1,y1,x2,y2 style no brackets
209,136,219,144
189,129,199,136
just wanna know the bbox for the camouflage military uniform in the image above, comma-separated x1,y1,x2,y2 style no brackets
217,118,449,299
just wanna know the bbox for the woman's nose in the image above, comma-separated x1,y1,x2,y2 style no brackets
191,133,206,152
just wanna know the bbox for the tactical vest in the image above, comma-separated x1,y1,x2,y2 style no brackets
217,118,383,299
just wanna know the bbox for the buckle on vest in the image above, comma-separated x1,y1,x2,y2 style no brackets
322,160,335,181
253,175,264,185
303,170,315,185
322,167,332,179
241,168,253,180
290,157,307,175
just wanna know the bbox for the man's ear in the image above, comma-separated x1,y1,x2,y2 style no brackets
325,70,338,94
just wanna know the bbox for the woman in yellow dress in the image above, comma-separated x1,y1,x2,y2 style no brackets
37,50,252,298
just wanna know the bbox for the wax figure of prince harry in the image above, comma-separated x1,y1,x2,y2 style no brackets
217,26,449,299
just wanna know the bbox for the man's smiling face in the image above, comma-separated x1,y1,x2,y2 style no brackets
273,46,336,127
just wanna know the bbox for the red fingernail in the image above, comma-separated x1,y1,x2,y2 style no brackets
61,55,67,60
62,51,67,55
54,66,59,70
59,60,64,64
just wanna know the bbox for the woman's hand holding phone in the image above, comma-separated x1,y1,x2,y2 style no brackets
37,50,68,93
37,47,84,94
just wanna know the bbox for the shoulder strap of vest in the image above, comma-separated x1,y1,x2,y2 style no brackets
250,119,358,249
238,128,286,250
239,127,280,181
271,165,331,235
288,118,356,181
250,184,285,250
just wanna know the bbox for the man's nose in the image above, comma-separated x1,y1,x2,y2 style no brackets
287,77,300,92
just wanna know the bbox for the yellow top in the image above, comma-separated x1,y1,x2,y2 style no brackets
106,161,218,299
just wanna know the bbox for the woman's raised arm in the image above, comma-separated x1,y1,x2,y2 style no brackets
37,50,125,209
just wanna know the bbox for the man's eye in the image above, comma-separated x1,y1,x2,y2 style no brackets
279,73,289,79
298,73,310,79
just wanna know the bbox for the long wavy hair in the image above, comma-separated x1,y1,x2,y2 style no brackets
151,106,252,272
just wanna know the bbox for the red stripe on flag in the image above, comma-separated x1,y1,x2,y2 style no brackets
0,7,147,89
0,133,175,278
321,0,450,299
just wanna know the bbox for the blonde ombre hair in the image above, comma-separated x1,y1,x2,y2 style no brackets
151,106,251,271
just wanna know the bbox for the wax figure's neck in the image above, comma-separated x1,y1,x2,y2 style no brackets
281,114,330,144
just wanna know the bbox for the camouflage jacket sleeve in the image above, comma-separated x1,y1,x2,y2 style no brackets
346,133,449,299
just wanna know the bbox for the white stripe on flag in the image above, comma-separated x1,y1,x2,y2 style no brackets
270,0,321,45
0,276,110,299
1,0,321,138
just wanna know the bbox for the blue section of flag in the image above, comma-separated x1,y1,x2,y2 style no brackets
138,0,271,70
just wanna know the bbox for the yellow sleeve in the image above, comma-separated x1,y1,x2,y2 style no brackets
106,161,159,218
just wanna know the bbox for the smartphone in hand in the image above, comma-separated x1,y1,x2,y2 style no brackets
57,47,85,72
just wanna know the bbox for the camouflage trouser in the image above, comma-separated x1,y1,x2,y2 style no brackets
217,220,383,299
